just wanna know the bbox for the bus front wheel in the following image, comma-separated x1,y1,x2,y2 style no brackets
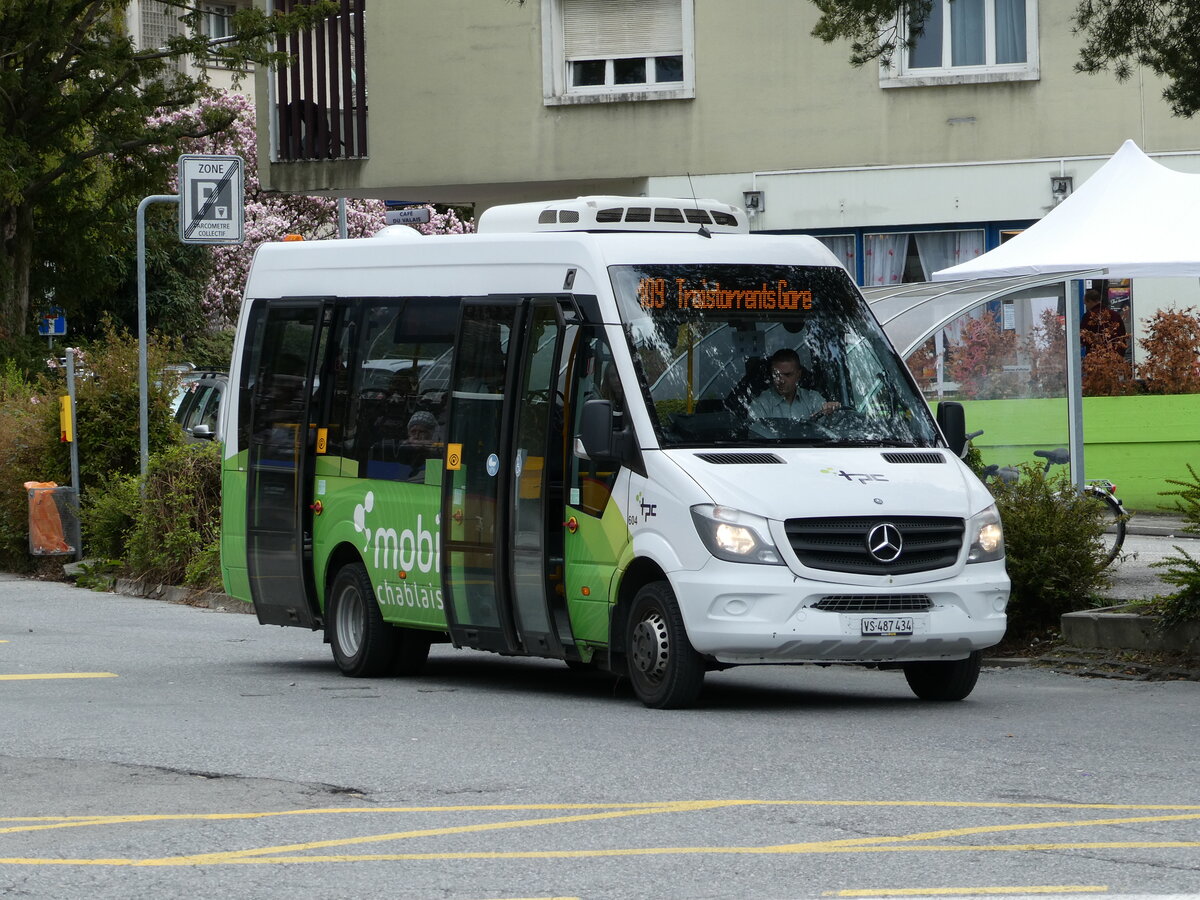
625,582,705,709
329,563,398,678
902,651,982,701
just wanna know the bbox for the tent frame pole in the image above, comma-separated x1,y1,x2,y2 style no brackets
1064,278,1085,490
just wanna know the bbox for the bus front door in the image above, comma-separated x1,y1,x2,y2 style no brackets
244,300,326,628
440,298,574,658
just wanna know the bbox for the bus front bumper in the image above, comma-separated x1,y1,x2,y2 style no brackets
670,561,1009,665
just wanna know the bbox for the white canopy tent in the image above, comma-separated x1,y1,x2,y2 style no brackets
932,140,1200,281
863,140,1200,486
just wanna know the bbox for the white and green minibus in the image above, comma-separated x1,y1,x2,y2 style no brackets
220,196,1009,708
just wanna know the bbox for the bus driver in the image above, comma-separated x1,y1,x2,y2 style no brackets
749,348,840,425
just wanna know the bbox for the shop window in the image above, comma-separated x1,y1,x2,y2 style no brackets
863,229,984,286
815,235,856,277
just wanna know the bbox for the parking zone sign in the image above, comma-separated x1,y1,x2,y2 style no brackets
178,154,245,244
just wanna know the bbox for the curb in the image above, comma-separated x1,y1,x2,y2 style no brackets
114,578,254,614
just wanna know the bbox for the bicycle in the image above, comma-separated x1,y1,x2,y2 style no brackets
963,433,1129,568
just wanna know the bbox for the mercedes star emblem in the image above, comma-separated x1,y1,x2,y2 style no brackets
866,522,903,563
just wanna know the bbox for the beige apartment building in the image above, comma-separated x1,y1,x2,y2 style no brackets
253,0,1200,335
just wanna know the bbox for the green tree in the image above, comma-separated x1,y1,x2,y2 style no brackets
0,0,334,340
809,0,1200,117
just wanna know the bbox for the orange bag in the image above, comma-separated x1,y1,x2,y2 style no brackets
25,482,73,555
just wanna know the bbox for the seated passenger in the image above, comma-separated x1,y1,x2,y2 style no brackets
405,410,438,446
749,348,840,423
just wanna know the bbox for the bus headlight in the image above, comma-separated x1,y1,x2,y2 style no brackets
966,504,1005,563
691,505,784,565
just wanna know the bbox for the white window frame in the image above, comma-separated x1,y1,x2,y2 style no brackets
541,0,695,106
202,3,235,41
880,0,1039,88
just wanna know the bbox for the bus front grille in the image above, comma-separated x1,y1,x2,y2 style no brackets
784,516,964,575
812,594,934,613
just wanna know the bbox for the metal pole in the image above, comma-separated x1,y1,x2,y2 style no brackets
338,197,347,239
136,194,179,478
1064,279,1085,490
65,349,82,561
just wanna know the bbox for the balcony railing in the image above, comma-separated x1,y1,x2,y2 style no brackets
273,0,367,161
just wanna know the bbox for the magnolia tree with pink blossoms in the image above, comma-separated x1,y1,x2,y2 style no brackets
150,93,473,326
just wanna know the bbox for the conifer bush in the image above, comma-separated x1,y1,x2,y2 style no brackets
1141,464,1200,627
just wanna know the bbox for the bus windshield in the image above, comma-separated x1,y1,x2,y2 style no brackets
609,263,941,449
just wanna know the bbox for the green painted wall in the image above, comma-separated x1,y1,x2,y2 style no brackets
955,396,1200,512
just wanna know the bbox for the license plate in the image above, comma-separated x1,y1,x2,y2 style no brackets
860,616,914,636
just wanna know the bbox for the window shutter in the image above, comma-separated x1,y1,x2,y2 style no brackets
562,0,683,59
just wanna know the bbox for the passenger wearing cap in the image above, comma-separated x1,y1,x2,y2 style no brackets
406,410,437,445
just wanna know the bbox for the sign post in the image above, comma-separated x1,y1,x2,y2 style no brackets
37,306,67,349
178,154,245,245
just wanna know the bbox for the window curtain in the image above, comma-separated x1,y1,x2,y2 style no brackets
950,0,985,66
863,234,908,286
816,235,856,279
913,230,984,279
995,0,1027,63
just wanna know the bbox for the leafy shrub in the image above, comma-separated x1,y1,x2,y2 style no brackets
81,472,141,561
63,322,181,493
1136,307,1200,394
0,363,67,571
988,462,1114,636
119,441,223,589
1081,334,1137,397
945,313,1023,399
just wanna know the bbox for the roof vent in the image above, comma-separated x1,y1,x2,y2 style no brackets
477,196,750,234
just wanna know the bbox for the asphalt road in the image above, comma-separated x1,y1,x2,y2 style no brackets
3,575,1200,900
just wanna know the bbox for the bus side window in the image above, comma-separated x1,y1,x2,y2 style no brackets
568,331,621,517
349,298,456,482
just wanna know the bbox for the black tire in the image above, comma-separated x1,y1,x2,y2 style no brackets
625,581,705,709
393,628,432,676
329,563,398,678
903,651,982,701
1092,489,1127,569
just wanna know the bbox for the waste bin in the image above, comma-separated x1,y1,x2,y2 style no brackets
25,482,80,557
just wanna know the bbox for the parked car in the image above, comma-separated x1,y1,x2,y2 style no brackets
173,370,227,442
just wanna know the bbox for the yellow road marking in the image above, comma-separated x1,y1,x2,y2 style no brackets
7,798,1200,829
0,673,116,681
147,800,739,865
7,841,1200,866
827,888,1108,897
3,800,1200,867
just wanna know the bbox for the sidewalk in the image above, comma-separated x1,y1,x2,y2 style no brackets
1124,510,1196,538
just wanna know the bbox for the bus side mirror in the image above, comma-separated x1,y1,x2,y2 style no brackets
936,401,967,457
579,399,617,462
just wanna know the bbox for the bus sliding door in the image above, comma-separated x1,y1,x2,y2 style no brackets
440,298,573,657
244,300,326,628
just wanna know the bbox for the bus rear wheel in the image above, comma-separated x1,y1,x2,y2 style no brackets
329,563,398,678
625,582,705,709
903,651,982,701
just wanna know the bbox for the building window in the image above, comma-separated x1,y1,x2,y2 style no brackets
815,235,857,278
271,0,367,161
863,230,984,286
880,0,1039,88
542,0,695,105
203,4,235,40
